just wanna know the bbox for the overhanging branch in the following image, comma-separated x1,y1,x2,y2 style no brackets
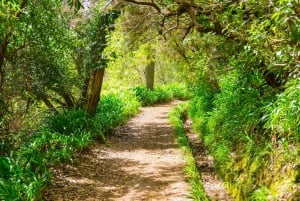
123,0,161,13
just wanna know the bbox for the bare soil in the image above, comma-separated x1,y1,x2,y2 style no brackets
43,101,192,201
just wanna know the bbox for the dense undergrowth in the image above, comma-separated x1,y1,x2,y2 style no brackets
189,73,300,200
133,83,191,106
0,83,189,201
168,103,209,201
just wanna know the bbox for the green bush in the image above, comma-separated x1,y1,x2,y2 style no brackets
166,83,192,100
264,79,300,141
132,86,157,106
154,86,173,103
95,94,125,132
0,157,36,201
188,81,215,136
45,109,91,135
132,84,191,106
118,91,141,118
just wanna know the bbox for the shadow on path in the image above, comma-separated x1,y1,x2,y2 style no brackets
43,102,191,201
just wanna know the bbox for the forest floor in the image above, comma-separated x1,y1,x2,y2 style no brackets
43,101,232,201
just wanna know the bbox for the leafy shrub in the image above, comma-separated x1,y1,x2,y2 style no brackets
45,109,91,135
153,86,173,103
95,94,125,132
189,69,300,200
0,157,29,200
133,84,191,106
188,81,215,136
0,90,143,200
0,152,51,201
118,91,141,118
132,86,157,106
166,83,192,100
0,128,94,200
264,79,300,140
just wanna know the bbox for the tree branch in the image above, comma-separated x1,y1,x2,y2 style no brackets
16,0,28,18
123,0,161,13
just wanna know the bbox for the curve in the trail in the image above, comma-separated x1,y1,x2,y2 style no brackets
43,101,192,201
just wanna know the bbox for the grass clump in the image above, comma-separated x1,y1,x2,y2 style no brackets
168,102,209,201
45,109,91,135
132,86,158,106
133,83,191,106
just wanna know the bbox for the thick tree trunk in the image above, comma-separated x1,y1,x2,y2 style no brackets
145,61,155,91
84,68,105,116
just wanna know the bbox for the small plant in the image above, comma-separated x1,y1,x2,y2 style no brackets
250,187,273,201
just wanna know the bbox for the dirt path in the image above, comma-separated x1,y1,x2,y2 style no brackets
43,101,192,201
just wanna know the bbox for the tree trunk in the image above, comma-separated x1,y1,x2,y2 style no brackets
84,68,105,116
145,61,155,91
79,74,90,108
0,32,12,94
57,90,75,108
42,97,57,112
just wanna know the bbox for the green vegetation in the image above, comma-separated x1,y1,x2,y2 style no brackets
169,103,209,201
189,68,299,200
0,0,299,200
0,84,188,200
133,84,191,106
0,91,140,200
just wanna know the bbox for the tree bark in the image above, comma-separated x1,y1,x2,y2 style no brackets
84,68,105,116
145,61,155,90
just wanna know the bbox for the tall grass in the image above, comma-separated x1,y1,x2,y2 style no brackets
168,103,209,201
188,70,300,200
133,83,191,106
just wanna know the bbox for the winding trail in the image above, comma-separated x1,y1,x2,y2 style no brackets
43,101,192,201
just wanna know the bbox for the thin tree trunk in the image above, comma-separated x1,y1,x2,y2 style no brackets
57,90,75,108
0,32,12,94
42,97,57,112
84,68,105,116
79,74,90,108
145,61,155,90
